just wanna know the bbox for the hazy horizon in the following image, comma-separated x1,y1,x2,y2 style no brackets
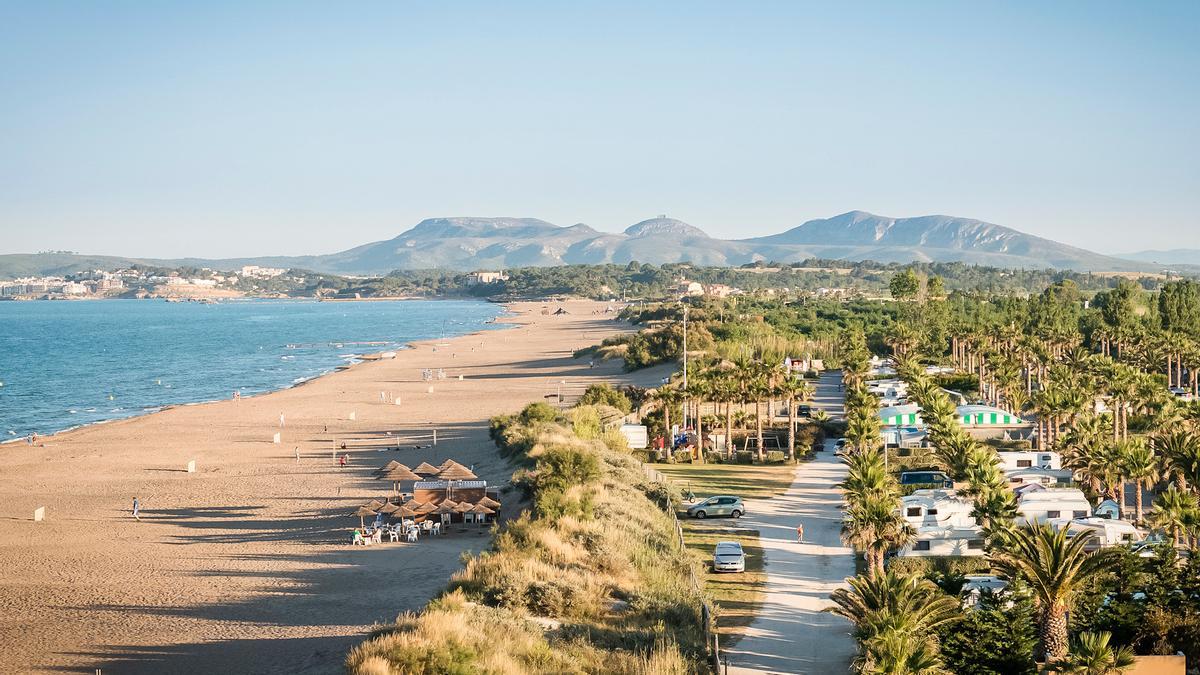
2,2,1198,258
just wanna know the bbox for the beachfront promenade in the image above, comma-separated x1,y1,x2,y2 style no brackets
0,300,666,674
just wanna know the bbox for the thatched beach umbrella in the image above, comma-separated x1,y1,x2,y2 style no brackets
377,502,400,514
478,496,501,510
382,466,421,482
453,501,475,514
351,506,377,528
381,465,421,494
414,501,438,515
374,460,403,476
434,500,459,514
402,498,425,510
362,499,385,511
391,505,417,520
468,502,495,525
413,461,440,476
438,463,477,481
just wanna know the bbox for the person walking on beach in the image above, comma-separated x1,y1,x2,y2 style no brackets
796,522,804,543
132,496,141,521
339,454,347,469
294,446,300,463
279,412,285,428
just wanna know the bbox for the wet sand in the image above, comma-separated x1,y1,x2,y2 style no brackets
0,299,664,674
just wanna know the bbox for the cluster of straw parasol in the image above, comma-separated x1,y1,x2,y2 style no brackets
349,459,499,531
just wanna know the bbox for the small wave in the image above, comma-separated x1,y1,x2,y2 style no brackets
85,407,97,412
68,409,78,413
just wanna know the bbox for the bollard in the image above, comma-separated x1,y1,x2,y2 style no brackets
272,432,281,444
186,460,196,473
34,506,45,522
432,429,438,446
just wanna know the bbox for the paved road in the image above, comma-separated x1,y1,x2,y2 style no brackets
724,371,855,674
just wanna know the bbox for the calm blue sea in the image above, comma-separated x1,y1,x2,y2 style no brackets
0,299,506,439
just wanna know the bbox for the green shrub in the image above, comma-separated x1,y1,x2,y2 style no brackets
734,450,754,464
520,401,560,424
536,445,601,490
887,555,991,580
571,406,602,439
578,383,633,413
765,450,787,464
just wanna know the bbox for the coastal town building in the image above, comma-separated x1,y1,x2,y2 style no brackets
240,265,287,278
464,270,509,285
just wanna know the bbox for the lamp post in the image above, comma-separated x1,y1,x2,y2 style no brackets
681,304,689,431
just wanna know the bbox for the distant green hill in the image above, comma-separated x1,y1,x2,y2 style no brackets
0,253,148,279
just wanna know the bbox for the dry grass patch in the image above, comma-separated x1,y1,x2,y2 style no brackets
648,462,796,501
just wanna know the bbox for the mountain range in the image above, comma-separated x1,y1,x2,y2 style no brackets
1114,249,1200,267
0,211,1168,279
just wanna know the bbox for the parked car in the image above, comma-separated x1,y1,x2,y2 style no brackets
899,470,953,488
797,404,812,418
712,541,746,573
687,495,745,519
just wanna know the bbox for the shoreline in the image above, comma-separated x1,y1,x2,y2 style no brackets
1,298,514,442
0,299,668,675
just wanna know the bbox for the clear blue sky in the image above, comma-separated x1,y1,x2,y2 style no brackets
1,2,1197,258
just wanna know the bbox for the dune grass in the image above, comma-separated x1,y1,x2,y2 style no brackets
346,402,709,674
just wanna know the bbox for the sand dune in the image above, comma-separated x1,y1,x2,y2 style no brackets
0,300,665,674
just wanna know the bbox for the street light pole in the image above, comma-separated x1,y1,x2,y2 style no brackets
682,304,689,431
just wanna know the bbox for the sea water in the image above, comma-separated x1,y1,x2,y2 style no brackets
0,299,505,438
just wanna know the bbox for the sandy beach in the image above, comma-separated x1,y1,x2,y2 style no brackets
0,299,665,674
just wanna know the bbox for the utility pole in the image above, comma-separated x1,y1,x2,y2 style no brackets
682,304,689,431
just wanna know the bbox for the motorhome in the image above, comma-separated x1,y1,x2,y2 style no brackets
898,489,976,528
1017,488,1092,525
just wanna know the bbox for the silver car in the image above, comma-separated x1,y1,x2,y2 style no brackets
713,541,746,573
686,495,744,519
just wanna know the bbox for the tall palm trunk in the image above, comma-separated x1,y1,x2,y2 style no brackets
787,395,796,462
1040,605,1069,661
695,402,704,464
725,403,734,461
663,405,671,457
1134,482,1144,522
755,400,765,462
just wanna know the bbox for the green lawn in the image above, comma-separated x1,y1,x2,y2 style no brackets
680,523,764,641
645,462,797,646
646,462,797,501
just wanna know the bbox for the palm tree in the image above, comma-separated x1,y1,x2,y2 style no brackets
827,569,960,672
841,495,915,577
1158,428,1200,493
684,375,710,462
1117,438,1157,522
1148,485,1198,547
778,374,811,461
651,386,683,453
861,627,948,675
1048,631,1136,675
990,522,1116,661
